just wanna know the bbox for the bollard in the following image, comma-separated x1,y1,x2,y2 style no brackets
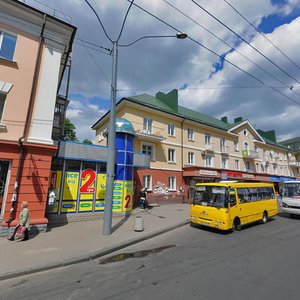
134,215,144,232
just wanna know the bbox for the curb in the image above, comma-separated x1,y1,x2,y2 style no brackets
0,220,189,281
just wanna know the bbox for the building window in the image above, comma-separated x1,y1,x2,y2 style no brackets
143,118,153,134
256,163,259,173
205,133,212,147
205,154,213,167
0,31,17,61
221,156,228,169
143,175,152,190
243,129,248,136
245,161,251,171
168,176,176,190
235,160,240,170
0,93,6,123
234,141,239,151
187,128,194,141
273,165,277,174
244,142,249,150
168,148,176,163
220,138,226,152
188,152,195,165
168,123,175,136
141,142,155,160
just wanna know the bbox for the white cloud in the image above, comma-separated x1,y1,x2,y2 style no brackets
24,0,300,142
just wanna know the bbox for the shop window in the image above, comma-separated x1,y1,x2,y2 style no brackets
82,161,96,170
65,160,80,171
51,158,64,171
97,163,106,173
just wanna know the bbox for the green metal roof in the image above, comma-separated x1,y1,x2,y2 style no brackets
93,90,292,151
127,93,230,131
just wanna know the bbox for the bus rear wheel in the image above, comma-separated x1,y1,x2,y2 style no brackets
262,211,268,224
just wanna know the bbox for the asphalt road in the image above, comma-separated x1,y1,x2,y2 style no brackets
1,212,300,300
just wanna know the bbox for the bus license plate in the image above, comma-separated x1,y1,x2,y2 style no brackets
201,221,210,226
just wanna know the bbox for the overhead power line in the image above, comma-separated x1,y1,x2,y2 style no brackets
125,0,300,106
161,0,300,98
190,0,300,85
116,0,135,42
83,0,113,44
223,0,300,72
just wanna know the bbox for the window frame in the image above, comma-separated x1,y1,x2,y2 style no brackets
188,152,195,165
168,176,176,191
0,30,17,61
143,174,152,191
141,142,155,160
0,92,7,123
234,141,239,151
205,133,212,146
221,156,228,169
168,148,176,163
205,154,213,167
143,117,153,134
168,123,175,136
187,128,194,141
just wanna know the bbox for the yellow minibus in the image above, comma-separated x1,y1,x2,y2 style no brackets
190,182,278,231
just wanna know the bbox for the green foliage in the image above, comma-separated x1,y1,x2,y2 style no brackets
64,118,78,141
83,139,93,144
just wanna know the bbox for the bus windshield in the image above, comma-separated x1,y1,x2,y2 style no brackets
193,186,227,208
284,182,300,198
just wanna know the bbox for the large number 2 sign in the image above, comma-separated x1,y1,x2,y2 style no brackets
124,195,131,209
80,169,96,193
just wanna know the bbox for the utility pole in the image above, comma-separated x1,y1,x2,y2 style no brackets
103,41,118,236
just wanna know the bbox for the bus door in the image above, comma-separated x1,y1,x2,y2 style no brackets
228,188,240,224
236,188,252,225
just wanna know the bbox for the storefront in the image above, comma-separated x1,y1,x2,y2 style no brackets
0,161,10,219
48,119,149,222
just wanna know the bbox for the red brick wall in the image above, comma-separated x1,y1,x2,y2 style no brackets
133,168,189,207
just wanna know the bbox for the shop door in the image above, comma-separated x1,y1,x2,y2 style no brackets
0,161,9,216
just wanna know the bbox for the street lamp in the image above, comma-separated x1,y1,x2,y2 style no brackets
103,33,187,236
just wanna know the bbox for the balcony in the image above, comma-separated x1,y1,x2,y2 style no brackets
289,161,300,167
205,143,215,152
220,145,229,154
133,122,165,142
242,150,259,159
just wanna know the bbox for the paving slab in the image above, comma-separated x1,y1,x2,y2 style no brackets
0,204,190,280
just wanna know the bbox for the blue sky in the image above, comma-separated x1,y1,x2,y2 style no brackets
25,0,300,142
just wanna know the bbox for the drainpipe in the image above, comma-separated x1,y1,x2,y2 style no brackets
6,14,47,226
181,117,185,203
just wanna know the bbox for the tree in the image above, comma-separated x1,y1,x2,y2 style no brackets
83,139,93,144
64,118,78,141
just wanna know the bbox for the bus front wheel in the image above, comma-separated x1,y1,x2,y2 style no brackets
262,211,268,224
232,218,241,232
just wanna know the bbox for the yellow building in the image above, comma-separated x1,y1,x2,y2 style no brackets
92,89,299,204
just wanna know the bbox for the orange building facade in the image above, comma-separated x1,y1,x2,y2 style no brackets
0,0,76,236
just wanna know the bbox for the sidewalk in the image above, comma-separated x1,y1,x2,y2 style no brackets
0,204,190,281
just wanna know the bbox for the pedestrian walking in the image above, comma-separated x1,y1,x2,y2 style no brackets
8,201,30,241
140,187,147,210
